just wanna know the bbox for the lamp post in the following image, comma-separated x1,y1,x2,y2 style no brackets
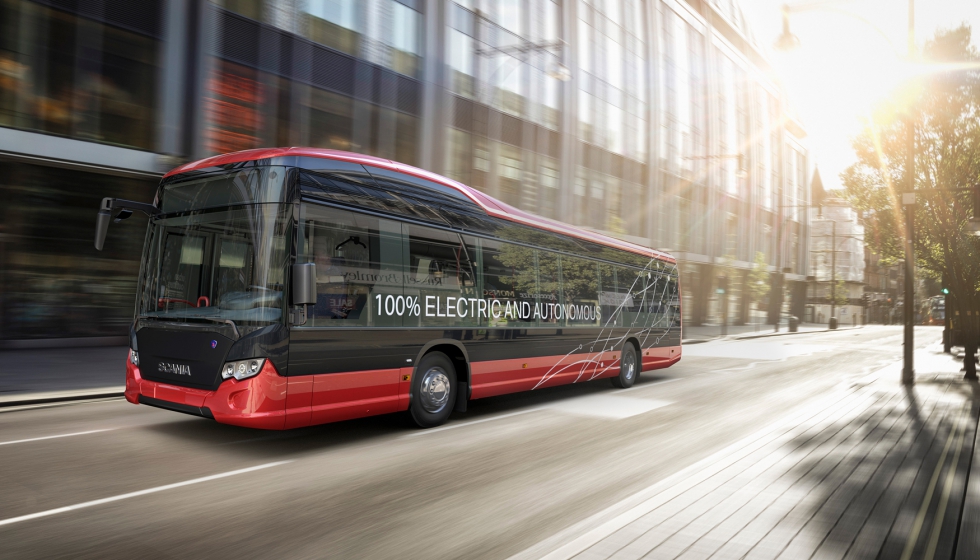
776,0,916,383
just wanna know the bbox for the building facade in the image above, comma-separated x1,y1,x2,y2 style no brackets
807,199,866,325
0,0,810,343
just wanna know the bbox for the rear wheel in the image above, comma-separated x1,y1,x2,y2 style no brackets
409,352,457,428
611,343,638,389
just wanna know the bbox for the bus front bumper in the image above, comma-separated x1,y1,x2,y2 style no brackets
125,359,288,430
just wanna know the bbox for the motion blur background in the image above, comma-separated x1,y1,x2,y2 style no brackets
0,0,814,346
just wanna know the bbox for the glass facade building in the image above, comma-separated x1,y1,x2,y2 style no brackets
0,0,810,343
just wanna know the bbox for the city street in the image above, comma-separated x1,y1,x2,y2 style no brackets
1,326,975,559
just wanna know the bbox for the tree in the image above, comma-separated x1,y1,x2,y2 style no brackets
842,26,980,378
746,252,770,309
827,279,848,309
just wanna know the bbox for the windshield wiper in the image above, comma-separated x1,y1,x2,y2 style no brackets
138,314,240,339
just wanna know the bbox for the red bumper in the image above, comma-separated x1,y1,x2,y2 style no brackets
126,359,288,430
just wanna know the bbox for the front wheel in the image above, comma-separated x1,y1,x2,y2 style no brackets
611,344,639,389
409,352,457,428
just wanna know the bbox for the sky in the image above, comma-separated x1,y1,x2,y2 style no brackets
739,0,980,191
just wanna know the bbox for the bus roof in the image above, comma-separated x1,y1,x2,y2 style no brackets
165,147,675,264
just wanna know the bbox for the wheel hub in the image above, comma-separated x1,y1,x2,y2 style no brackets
624,352,636,380
419,367,451,413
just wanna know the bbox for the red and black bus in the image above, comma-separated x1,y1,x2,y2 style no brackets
95,148,681,429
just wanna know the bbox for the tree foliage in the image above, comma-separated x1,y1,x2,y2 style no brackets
746,252,770,305
827,279,849,308
841,26,980,376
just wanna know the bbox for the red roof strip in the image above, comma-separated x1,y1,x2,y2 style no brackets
164,147,675,264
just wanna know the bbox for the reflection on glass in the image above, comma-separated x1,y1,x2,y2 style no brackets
138,167,290,335
0,1,158,150
0,162,157,340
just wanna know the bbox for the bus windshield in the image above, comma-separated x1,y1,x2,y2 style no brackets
136,168,291,334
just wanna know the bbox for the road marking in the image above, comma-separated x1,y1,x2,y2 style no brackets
0,397,125,414
406,380,680,438
548,395,672,419
627,377,683,391
405,408,542,437
0,429,116,447
0,461,291,528
506,388,871,560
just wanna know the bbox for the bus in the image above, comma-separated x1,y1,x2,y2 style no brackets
95,148,681,429
922,295,945,326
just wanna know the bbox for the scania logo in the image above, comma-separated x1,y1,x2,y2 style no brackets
158,362,192,376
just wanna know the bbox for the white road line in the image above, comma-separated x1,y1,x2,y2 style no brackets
0,397,125,414
0,429,116,447
404,408,543,437
626,377,683,391
407,377,683,438
0,461,291,529
506,386,873,560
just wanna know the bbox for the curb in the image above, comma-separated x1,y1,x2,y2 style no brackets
683,325,865,345
0,388,125,408
734,325,864,340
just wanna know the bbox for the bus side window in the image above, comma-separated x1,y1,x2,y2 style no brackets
405,224,479,328
559,254,600,328
300,205,403,327
481,240,540,330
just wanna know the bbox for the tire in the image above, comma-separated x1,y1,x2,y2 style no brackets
409,352,457,428
611,343,639,389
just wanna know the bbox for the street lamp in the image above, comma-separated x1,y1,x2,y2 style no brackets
776,0,917,384
774,5,801,51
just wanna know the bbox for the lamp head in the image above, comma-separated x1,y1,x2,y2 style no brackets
774,5,801,52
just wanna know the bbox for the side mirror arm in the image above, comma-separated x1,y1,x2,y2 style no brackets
95,197,160,251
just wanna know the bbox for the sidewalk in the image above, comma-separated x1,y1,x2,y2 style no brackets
512,343,980,560
0,345,126,405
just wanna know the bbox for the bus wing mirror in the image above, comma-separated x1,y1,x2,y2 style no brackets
95,205,112,251
291,263,317,306
94,197,159,251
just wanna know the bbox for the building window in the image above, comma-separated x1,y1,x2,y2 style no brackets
448,1,560,125
0,1,159,151
301,0,422,78
302,0,361,55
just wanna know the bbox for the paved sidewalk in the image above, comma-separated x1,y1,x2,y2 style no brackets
512,345,980,560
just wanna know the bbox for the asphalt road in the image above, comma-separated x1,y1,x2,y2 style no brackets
0,326,942,559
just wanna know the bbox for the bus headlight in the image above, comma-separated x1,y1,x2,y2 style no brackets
130,349,139,366
221,358,267,381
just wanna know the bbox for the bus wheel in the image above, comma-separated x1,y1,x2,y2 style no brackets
611,344,638,389
410,352,457,428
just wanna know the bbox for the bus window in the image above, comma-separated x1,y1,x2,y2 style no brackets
158,233,207,309
559,255,600,327
300,205,404,327
603,266,650,329
481,240,540,329
213,238,253,299
536,250,562,326
404,224,479,328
